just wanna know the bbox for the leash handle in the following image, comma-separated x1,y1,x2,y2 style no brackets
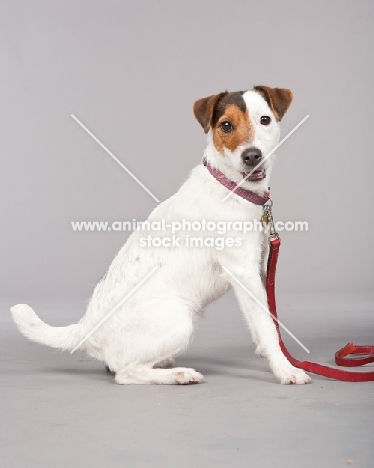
335,342,374,367
266,237,374,382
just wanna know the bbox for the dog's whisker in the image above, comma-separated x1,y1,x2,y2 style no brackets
221,115,309,202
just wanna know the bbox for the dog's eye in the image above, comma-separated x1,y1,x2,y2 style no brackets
219,121,233,133
260,116,271,126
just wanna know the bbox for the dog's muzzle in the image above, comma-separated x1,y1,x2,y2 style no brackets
241,148,266,181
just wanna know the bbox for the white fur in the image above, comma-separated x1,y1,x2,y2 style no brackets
11,90,311,385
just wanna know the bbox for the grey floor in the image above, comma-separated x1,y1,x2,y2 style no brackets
1,292,373,468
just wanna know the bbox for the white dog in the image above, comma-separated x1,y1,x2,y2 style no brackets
11,85,311,385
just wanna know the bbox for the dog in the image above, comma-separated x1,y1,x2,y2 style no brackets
11,85,311,385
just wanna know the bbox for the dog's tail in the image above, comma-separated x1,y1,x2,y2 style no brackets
10,304,84,352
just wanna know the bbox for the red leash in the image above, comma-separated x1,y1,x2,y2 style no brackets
266,236,374,382
202,161,374,381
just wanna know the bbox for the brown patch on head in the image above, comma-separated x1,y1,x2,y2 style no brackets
253,85,293,121
193,91,253,153
193,92,228,134
212,103,253,153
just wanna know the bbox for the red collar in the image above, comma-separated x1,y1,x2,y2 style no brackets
203,158,270,205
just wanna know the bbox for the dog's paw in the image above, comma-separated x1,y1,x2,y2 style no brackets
173,367,204,385
274,364,311,385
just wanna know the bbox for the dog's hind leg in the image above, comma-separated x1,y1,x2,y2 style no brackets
115,364,203,385
154,357,175,369
104,298,203,385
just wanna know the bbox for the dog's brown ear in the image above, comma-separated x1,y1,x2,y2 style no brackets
253,86,293,121
193,92,227,133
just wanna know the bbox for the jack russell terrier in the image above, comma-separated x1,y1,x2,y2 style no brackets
11,85,311,385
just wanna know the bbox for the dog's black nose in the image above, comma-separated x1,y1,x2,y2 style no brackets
241,148,262,166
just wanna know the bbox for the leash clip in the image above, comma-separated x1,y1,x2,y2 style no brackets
262,198,279,240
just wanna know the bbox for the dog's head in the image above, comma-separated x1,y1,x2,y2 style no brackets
193,86,292,184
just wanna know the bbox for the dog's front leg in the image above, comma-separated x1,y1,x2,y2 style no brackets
226,270,311,384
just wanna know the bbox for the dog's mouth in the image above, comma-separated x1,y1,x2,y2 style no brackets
241,169,266,181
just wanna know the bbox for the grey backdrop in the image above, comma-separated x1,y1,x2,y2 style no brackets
1,3,374,467
1,0,373,301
